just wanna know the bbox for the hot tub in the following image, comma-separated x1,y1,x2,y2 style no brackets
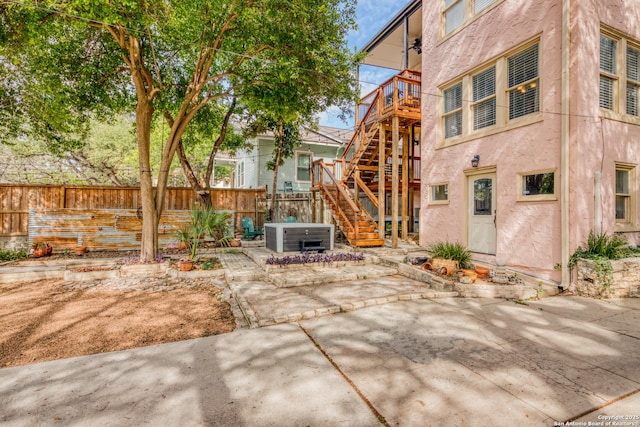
264,223,334,253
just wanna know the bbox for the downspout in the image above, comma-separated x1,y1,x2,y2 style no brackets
594,171,602,234
561,0,571,288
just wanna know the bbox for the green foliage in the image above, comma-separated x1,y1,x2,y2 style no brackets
1,116,138,185
0,247,28,261
202,209,231,242
568,231,638,295
3,0,361,259
184,206,232,258
568,231,634,268
427,241,472,269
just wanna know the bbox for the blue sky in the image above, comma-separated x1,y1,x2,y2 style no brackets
317,0,411,129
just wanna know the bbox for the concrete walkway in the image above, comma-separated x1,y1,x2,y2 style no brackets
2,246,639,425
1,297,639,426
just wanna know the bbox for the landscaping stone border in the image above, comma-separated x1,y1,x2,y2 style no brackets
575,258,640,298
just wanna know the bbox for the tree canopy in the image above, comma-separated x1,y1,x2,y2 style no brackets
1,0,361,260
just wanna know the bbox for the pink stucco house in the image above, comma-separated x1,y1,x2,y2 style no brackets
361,0,640,288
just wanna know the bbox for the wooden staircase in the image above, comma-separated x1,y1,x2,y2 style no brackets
312,69,421,247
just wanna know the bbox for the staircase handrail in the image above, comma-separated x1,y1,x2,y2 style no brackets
354,174,379,210
342,89,381,167
314,160,360,214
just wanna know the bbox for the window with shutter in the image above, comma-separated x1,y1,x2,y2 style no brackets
627,46,640,116
600,35,618,111
444,83,463,138
508,45,539,119
439,40,542,145
472,67,496,130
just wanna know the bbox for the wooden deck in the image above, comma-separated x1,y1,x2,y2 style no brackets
312,70,421,247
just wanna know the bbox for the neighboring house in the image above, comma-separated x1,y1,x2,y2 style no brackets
357,0,640,286
234,126,353,193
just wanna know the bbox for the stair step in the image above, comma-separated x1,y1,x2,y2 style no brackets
346,232,381,240
352,239,385,247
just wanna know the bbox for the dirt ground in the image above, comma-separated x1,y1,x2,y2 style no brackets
0,255,236,368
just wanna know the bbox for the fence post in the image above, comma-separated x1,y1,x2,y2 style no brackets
59,186,66,208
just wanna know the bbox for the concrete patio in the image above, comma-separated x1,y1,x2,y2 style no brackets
1,244,639,426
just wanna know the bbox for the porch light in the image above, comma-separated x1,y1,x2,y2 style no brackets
471,154,480,168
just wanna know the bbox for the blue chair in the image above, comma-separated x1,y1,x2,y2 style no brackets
241,217,263,240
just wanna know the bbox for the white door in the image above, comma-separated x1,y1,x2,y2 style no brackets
468,174,496,254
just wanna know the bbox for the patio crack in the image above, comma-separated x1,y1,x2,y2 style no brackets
298,324,389,426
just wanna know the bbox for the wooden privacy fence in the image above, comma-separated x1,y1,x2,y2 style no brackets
29,208,194,251
0,184,267,239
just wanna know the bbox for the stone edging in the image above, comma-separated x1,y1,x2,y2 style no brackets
254,291,459,328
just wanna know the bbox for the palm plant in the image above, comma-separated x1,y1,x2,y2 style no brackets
427,240,472,269
203,209,231,244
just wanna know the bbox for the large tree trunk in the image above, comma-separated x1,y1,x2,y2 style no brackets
136,101,158,262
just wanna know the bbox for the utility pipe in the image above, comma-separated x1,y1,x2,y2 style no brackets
561,0,571,288
594,171,602,234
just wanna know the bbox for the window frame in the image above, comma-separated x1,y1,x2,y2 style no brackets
615,162,636,230
428,182,450,205
235,159,245,188
438,39,542,147
441,0,502,38
600,27,640,124
516,169,557,202
443,82,464,139
294,151,312,183
471,65,497,131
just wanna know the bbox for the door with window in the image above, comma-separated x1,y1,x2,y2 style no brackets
468,173,496,254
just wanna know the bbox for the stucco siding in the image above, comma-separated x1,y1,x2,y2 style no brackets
570,0,640,249
421,0,564,281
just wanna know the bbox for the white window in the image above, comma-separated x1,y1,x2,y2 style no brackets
444,0,464,35
600,35,617,110
472,66,496,130
235,160,245,188
443,0,498,36
440,41,540,144
508,44,540,119
517,169,556,201
600,30,640,118
444,83,463,138
295,152,311,182
474,0,495,13
429,183,449,204
627,45,640,116
615,163,635,226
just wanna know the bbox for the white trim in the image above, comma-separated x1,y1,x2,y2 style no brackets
294,151,313,183
428,182,450,205
235,159,245,188
614,162,637,231
516,168,558,202
438,38,542,149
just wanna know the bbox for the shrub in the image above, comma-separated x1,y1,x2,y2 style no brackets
427,241,472,269
568,231,639,295
569,231,636,268
266,252,365,266
0,247,28,261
